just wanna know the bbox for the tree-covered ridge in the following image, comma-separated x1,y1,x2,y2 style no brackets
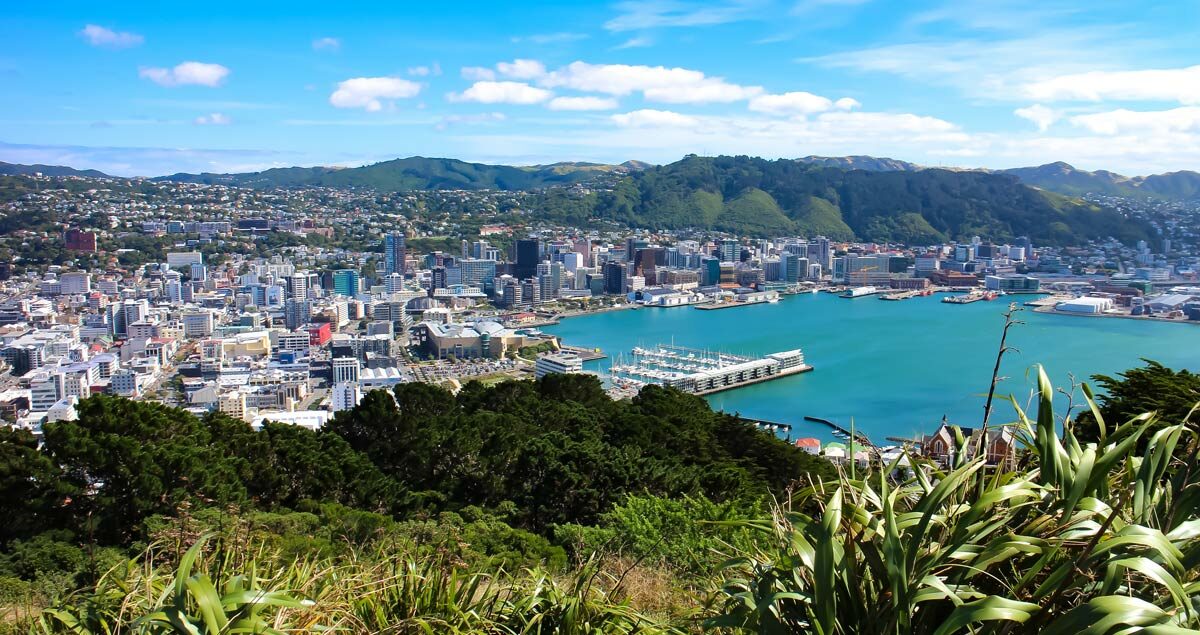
1003,161,1200,201
532,155,1155,244
153,156,644,190
2,374,830,549
10,361,1200,634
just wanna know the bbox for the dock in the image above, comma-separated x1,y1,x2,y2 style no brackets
610,343,812,396
559,344,606,361
942,291,998,304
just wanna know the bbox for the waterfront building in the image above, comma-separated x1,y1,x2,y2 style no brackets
985,275,1042,293
534,351,583,378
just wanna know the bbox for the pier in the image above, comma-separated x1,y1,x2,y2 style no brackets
610,344,812,396
559,344,606,361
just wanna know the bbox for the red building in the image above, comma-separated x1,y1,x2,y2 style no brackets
64,229,98,252
305,322,332,346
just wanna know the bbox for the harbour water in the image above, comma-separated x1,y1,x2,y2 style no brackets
543,292,1200,443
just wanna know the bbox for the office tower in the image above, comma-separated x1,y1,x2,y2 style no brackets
284,298,312,330
284,272,310,301
332,269,360,297
718,239,739,263
514,239,540,280
384,232,407,276
701,256,721,286
603,261,627,295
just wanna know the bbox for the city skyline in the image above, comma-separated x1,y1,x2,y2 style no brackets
2,0,1200,176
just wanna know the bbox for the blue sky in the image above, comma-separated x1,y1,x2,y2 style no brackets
2,0,1198,176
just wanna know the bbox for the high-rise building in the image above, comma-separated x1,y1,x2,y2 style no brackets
284,298,312,330
514,239,540,280
718,239,739,263
64,229,98,252
332,269,360,297
603,261,627,295
384,232,407,276
284,272,310,301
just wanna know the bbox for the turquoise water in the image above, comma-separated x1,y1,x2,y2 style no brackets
542,293,1200,443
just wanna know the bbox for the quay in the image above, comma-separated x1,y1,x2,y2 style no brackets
610,343,811,396
558,344,606,361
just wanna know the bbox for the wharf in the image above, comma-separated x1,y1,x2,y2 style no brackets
610,344,811,396
694,298,773,310
559,345,606,361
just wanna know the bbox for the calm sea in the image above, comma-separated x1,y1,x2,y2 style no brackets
542,292,1200,443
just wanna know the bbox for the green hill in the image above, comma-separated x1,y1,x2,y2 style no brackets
1003,162,1200,200
0,161,112,178
155,156,644,190
539,155,1152,245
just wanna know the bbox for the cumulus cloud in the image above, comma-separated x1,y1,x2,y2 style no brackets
612,109,700,127
1069,107,1200,135
79,24,143,48
748,91,855,115
1013,104,1059,132
312,37,341,51
449,81,553,105
1024,65,1200,104
548,96,620,111
194,113,232,125
329,77,422,111
496,59,547,80
139,62,230,87
540,61,761,103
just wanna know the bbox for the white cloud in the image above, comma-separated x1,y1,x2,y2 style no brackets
749,91,843,115
1024,66,1200,104
495,59,547,80
605,0,758,31
461,66,496,81
329,77,422,111
540,61,761,103
1013,104,1059,132
612,109,700,127
312,37,341,52
834,97,861,110
79,24,143,48
194,113,232,125
139,62,230,87
1069,107,1200,135
407,63,443,77
449,81,553,105
548,96,620,111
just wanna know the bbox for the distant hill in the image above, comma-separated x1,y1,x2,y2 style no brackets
529,155,1154,245
796,155,924,172
1002,162,1200,201
154,156,646,190
0,161,112,179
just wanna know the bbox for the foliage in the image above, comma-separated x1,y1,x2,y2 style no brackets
706,365,1200,634
33,535,682,634
1076,360,1200,450
533,155,1153,244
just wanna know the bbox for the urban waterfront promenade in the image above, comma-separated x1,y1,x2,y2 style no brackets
544,292,1200,442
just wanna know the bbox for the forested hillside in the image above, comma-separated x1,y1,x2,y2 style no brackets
531,155,1153,244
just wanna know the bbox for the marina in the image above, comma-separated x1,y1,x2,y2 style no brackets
608,343,811,396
